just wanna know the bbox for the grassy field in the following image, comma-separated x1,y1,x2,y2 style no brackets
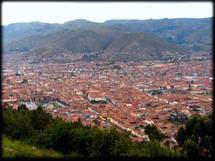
2,135,63,158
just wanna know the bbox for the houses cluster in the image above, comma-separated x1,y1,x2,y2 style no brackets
2,53,213,142
168,111,188,124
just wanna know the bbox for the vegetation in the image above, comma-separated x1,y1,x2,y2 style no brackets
4,18,211,56
2,105,212,158
5,19,212,61
2,135,63,158
176,115,213,158
105,18,212,52
144,124,167,141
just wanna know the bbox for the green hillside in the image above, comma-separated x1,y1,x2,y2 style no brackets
5,28,118,53
3,18,212,54
104,18,212,52
3,18,212,62
101,32,186,61
2,135,63,158
4,27,186,61
3,22,60,43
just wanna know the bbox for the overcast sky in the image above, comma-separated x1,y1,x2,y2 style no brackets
2,2,213,25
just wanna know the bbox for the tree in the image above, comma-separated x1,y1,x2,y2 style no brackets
144,124,166,141
18,104,28,111
176,127,186,146
30,105,52,130
3,104,188,158
3,107,33,139
176,115,212,158
109,135,131,157
182,139,199,158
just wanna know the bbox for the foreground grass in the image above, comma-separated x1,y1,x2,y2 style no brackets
2,135,63,158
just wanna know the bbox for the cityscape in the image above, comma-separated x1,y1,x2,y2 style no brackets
2,2,213,159
2,52,213,143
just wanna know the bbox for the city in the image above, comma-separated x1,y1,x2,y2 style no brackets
2,1,213,158
2,52,212,144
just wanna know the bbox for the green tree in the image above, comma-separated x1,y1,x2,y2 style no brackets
144,124,166,141
182,139,199,158
176,115,212,158
30,105,52,130
176,127,186,146
3,107,33,139
109,135,131,157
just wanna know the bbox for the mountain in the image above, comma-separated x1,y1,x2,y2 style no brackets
100,32,186,61
104,18,212,52
3,22,60,43
4,27,119,54
62,19,102,30
4,27,186,61
3,19,106,44
3,18,212,61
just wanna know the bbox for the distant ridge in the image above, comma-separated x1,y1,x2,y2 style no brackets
3,18,212,61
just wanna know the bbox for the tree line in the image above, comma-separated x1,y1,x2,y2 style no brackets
2,105,212,158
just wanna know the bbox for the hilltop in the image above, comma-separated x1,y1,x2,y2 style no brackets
3,18,212,61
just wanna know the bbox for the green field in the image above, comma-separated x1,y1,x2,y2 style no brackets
2,135,63,158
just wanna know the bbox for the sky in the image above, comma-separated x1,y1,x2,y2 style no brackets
2,2,213,25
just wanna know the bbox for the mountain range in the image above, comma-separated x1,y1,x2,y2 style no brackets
3,18,212,61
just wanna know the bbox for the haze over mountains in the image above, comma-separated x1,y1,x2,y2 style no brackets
3,18,212,61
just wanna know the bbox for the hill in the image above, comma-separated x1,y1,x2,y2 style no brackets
2,135,63,158
4,28,186,61
3,22,60,43
104,18,212,52
101,32,186,61
5,28,119,53
3,18,212,61
4,18,212,52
